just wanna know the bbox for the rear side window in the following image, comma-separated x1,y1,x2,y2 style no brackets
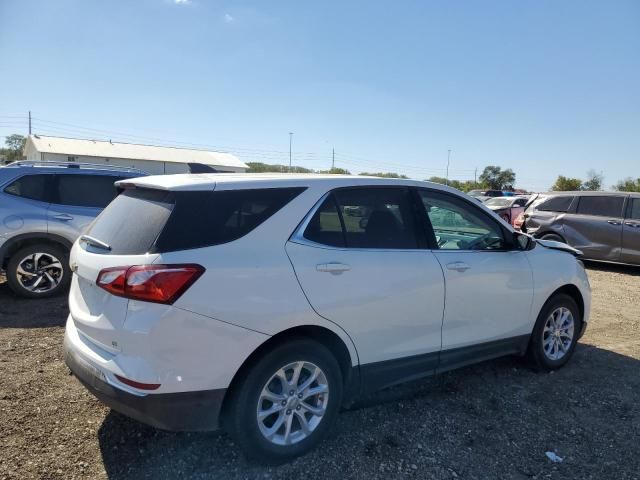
86,189,175,255
536,196,574,212
629,199,640,220
54,174,126,208
576,196,624,217
156,187,306,252
303,188,418,249
3,174,54,203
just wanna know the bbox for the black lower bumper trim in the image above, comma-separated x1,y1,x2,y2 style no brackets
65,347,226,432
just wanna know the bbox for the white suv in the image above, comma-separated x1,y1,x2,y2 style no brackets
64,174,590,462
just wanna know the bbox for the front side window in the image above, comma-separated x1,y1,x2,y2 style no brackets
418,190,507,250
576,196,625,218
3,174,54,203
629,198,640,220
303,187,418,249
536,196,574,212
54,174,126,208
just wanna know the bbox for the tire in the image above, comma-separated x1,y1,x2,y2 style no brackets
527,294,582,371
540,233,564,243
6,244,70,298
226,338,343,464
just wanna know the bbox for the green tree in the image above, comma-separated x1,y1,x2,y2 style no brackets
551,175,583,191
359,172,408,179
318,167,351,175
614,177,640,192
2,134,26,163
425,177,477,192
478,166,516,190
582,169,604,191
246,162,313,173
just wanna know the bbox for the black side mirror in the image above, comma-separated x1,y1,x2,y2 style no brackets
514,232,535,251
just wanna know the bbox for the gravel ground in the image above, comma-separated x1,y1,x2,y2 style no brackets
1,263,639,479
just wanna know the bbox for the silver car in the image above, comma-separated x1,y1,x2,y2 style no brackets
522,191,640,266
0,161,146,298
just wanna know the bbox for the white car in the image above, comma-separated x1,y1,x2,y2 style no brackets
64,174,590,463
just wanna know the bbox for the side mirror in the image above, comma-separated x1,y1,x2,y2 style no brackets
514,232,535,251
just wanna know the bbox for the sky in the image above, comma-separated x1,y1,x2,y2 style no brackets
0,0,638,191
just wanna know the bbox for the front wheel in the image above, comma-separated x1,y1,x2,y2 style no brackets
540,233,564,243
226,339,343,464
6,244,70,298
527,294,582,370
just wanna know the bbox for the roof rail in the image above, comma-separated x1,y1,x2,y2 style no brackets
5,160,148,175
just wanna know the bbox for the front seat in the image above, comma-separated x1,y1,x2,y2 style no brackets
365,209,408,248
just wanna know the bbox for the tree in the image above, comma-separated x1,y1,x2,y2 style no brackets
614,177,640,192
359,172,408,179
425,177,477,192
478,166,516,190
318,167,351,175
582,169,604,191
2,134,26,163
551,175,582,191
246,162,313,173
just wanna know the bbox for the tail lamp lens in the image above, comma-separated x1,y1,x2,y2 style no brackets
97,264,205,304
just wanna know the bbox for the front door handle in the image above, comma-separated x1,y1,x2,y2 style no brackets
53,213,73,221
446,261,471,272
607,220,621,225
316,263,351,274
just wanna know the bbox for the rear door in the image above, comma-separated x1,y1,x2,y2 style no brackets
286,187,445,375
562,195,625,261
47,174,127,240
621,197,640,265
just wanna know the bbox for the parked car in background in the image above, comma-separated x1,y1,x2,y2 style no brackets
0,161,147,298
468,189,504,199
64,174,590,463
484,196,529,226
522,191,640,265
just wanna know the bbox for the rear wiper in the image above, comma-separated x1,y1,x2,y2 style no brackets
80,235,111,251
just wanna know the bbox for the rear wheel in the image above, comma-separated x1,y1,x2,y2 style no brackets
527,294,581,370
226,339,343,464
6,244,70,298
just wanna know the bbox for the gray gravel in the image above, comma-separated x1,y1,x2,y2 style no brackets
1,263,639,479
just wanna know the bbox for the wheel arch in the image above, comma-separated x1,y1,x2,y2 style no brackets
535,231,567,243
221,324,359,423
1,233,73,269
548,284,585,323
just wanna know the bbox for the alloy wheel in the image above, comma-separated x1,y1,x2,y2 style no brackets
256,361,329,446
542,307,575,361
15,252,64,293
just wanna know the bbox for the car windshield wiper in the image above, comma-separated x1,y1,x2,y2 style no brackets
80,235,111,251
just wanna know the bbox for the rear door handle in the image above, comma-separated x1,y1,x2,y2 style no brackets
53,213,73,221
446,261,471,272
316,263,351,274
625,222,640,228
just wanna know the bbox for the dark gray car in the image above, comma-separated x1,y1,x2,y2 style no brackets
522,191,640,265
0,161,146,298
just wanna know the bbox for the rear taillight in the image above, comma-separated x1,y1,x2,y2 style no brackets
97,264,205,304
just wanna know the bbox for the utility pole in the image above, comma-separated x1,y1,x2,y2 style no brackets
332,147,335,170
446,149,451,186
288,132,293,172
474,167,478,186
28,111,32,135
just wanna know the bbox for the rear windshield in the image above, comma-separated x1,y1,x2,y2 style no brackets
85,187,305,254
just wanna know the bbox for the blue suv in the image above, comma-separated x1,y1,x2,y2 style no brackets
0,161,146,298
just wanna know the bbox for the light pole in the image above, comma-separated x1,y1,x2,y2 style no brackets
288,132,294,172
446,149,451,186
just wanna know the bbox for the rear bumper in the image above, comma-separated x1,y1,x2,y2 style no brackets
65,344,226,431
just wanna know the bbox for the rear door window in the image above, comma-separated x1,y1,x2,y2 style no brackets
3,174,55,203
576,196,625,217
303,187,418,249
536,196,574,212
628,199,640,220
54,174,126,208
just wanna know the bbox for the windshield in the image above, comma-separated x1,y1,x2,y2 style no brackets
485,197,513,207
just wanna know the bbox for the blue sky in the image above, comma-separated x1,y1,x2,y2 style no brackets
1,0,638,190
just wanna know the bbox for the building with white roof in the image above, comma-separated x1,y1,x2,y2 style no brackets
23,135,248,174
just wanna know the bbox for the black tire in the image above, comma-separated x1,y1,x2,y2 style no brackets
226,338,343,464
540,233,564,243
527,294,582,371
6,244,70,298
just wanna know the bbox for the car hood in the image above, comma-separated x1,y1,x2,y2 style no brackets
487,205,508,211
536,238,583,257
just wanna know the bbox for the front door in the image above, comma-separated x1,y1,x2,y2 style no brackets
562,195,626,262
416,189,534,357
621,197,640,265
286,187,445,384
